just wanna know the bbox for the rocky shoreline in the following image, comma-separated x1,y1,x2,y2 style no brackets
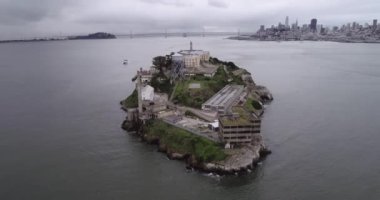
121,119,271,175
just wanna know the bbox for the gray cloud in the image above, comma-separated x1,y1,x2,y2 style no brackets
208,0,228,8
0,0,379,40
140,0,191,7
0,0,79,25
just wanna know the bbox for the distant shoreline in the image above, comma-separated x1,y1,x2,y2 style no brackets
0,32,116,44
228,36,380,44
0,38,67,44
0,32,240,44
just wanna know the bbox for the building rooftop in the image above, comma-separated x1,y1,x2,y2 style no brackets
203,85,244,109
219,107,259,126
138,67,152,76
178,41,209,56
178,49,209,56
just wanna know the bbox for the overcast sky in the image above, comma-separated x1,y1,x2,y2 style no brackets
0,0,379,39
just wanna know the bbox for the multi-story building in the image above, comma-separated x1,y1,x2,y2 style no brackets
218,107,261,146
310,18,317,33
373,19,378,30
177,41,210,68
183,55,201,68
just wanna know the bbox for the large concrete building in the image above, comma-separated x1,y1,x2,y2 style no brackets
176,41,210,68
218,107,261,146
202,85,244,114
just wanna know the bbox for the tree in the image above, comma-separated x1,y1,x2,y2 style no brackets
152,56,167,74
153,54,174,74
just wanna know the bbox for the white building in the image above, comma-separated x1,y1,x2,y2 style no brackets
141,85,154,101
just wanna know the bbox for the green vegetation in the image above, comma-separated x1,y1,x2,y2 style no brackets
152,54,173,74
150,55,246,109
173,79,213,108
244,98,263,111
251,99,263,110
219,98,262,126
68,32,116,40
143,120,227,162
150,54,175,95
122,90,138,108
229,72,245,85
209,57,245,85
220,106,258,126
209,57,239,71
150,74,174,95
173,66,242,108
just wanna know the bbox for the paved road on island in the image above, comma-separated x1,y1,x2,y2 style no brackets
162,119,220,143
168,102,217,122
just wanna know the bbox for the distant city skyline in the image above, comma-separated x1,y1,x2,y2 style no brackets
0,0,380,40
260,16,379,31
244,16,380,43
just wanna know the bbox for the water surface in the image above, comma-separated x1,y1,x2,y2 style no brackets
0,37,379,199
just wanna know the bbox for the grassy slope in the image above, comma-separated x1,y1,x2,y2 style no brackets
122,89,138,108
244,98,263,111
143,120,227,162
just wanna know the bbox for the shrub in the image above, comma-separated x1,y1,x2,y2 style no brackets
123,90,138,108
251,99,263,110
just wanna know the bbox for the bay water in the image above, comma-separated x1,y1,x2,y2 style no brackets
1,37,379,199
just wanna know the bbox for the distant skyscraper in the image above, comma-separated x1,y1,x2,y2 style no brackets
347,23,351,30
291,23,297,30
320,27,326,34
310,18,317,32
285,16,289,27
373,19,378,29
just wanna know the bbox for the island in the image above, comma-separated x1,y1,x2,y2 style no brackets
68,32,116,40
120,42,273,175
